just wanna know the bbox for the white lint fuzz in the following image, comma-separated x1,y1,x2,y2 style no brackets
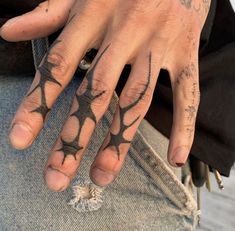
68,177,104,212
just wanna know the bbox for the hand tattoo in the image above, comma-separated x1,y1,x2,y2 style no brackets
180,0,192,9
27,40,62,121
104,53,152,159
191,81,200,106
181,0,210,14
185,125,194,138
58,45,110,164
176,63,196,85
185,105,197,121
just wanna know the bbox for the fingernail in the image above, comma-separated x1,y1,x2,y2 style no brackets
171,146,189,167
91,167,115,187
45,166,70,192
9,123,33,149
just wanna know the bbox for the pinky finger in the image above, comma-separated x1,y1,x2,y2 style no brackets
168,61,200,167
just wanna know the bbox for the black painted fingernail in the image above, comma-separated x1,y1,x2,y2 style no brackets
176,163,185,167
171,146,189,167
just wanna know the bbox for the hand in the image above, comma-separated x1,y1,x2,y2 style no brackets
1,0,210,191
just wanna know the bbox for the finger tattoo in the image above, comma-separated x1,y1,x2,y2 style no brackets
191,81,200,105
180,0,210,14
104,53,152,159
180,0,192,9
185,105,197,121
58,45,110,164
185,125,195,138
27,40,62,121
176,63,196,85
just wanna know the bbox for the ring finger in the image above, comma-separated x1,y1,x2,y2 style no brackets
90,47,164,187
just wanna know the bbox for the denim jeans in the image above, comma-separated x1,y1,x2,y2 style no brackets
0,40,198,231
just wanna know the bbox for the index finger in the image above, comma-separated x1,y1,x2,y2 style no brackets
9,4,108,149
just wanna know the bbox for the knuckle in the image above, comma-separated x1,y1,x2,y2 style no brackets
49,15,64,28
120,82,153,108
175,63,197,85
46,51,69,79
78,77,112,106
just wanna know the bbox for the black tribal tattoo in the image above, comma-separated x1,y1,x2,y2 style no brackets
27,40,62,121
104,53,152,159
58,46,109,164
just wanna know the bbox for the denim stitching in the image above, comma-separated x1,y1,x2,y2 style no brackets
31,38,49,70
130,131,197,215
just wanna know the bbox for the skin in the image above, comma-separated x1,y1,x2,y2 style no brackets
0,0,211,191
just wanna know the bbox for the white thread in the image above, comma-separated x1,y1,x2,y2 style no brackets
68,177,104,212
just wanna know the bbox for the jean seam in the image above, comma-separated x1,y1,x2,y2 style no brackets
31,38,49,70
131,131,197,213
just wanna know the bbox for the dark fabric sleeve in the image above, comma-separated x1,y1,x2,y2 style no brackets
0,0,44,16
